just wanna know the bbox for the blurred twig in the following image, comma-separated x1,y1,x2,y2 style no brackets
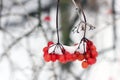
0,26,37,61
112,0,117,49
0,0,3,28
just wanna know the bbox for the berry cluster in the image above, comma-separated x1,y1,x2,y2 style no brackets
81,39,98,68
42,0,98,69
43,39,98,69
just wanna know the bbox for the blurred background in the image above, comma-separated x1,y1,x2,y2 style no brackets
0,0,120,80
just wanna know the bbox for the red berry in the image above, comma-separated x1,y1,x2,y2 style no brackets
85,53,90,59
78,54,84,61
43,47,48,52
82,61,89,69
44,16,51,22
72,53,78,61
91,51,98,58
65,52,72,62
86,46,90,52
55,54,59,59
51,54,57,62
90,45,96,50
72,51,80,61
43,52,48,57
75,51,80,56
58,55,66,63
87,58,96,65
87,40,93,46
44,54,51,62
47,41,54,47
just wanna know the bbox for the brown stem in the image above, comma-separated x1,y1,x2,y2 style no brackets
56,0,60,43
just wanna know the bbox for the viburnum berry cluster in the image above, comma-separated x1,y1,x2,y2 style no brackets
82,38,98,68
43,38,98,68
42,0,98,69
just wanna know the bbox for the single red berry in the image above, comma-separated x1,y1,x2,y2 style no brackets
47,41,54,47
91,51,98,58
58,55,66,63
87,58,96,65
51,54,57,62
43,51,48,57
84,53,90,59
72,53,78,61
78,54,84,61
65,52,72,62
43,47,48,52
74,51,80,56
82,61,89,69
55,54,59,60
86,46,90,52
87,40,93,46
90,45,96,50
44,54,51,62
44,16,51,22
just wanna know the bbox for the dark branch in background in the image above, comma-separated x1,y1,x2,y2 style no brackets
8,0,55,19
98,46,114,55
0,27,15,38
0,0,49,60
38,0,42,27
38,0,49,41
50,63,57,80
0,0,3,28
112,0,118,61
112,0,117,49
0,26,37,61
89,22,111,39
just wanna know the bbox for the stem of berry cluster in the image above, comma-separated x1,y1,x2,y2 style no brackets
56,0,60,44
81,9,87,38
80,8,87,53
72,0,87,53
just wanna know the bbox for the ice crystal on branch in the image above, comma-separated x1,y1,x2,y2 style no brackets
72,21,95,33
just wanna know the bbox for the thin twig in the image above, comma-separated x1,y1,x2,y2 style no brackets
0,26,37,61
0,0,3,28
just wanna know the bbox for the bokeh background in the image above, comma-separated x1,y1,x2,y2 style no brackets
0,0,120,80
